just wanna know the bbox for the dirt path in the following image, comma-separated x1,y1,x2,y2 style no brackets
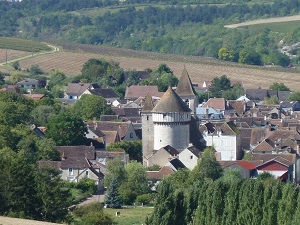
225,15,300,28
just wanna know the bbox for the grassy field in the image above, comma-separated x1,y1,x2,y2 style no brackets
0,216,63,225
104,207,153,225
0,37,51,52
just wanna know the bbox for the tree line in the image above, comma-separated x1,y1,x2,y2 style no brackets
148,147,300,225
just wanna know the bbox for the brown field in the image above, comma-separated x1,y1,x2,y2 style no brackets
0,49,30,64
4,42,300,91
0,216,64,225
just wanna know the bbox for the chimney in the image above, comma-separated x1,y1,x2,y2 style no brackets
206,108,209,120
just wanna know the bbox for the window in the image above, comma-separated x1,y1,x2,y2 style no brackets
85,171,89,177
147,115,149,120
130,133,133,138
190,155,193,159
68,168,73,176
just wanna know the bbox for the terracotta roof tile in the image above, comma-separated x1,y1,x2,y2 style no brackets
125,85,159,100
146,166,174,180
203,98,226,111
86,121,132,139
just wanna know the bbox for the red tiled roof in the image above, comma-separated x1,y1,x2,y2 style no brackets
203,98,226,110
236,160,256,170
23,94,45,100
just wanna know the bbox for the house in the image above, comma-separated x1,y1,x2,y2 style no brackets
200,121,242,160
65,83,99,100
82,88,120,105
38,145,105,189
146,166,174,191
147,145,179,167
202,98,226,114
125,85,163,101
85,121,139,144
196,107,224,123
16,78,39,93
178,145,201,170
246,89,290,101
219,160,257,179
279,101,300,113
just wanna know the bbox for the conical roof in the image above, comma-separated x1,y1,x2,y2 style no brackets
176,66,197,96
142,92,154,112
152,87,191,113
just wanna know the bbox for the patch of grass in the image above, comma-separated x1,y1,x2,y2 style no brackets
0,37,51,52
104,207,153,225
70,188,92,204
242,20,300,33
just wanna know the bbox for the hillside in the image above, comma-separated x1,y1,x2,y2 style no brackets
10,42,300,91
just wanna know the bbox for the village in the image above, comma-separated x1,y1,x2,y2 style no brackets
2,66,299,190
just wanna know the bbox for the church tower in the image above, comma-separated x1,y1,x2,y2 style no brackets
176,67,199,116
152,87,191,151
141,92,155,164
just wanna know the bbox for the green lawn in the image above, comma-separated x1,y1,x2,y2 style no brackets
104,207,154,225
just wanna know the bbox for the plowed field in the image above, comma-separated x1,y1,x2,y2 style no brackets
11,42,300,91
0,216,63,225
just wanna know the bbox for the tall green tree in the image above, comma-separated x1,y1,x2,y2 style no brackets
208,75,231,98
104,178,123,209
35,167,72,223
119,161,149,204
73,94,113,121
190,146,223,181
269,82,290,91
103,157,126,188
45,111,88,146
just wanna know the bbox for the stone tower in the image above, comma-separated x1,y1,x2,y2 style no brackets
141,92,155,164
152,87,191,151
176,67,199,116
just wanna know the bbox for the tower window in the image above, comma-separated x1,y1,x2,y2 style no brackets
147,115,149,120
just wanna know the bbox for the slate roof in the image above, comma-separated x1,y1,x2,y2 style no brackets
278,91,291,101
66,83,91,95
37,161,61,170
280,101,298,108
55,146,96,160
246,89,269,101
160,145,179,156
60,157,91,169
100,115,120,121
176,67,197,96
168,158,186,170
152,87,191,113
142,92,154,112
186,145,201,157
202,98,226,111
17,78,39,86
218,121,240,135
96,151,127,159
89,88,119,98
102,130,120,144
125,85,159,100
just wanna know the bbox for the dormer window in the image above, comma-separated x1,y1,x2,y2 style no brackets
69,168,73,176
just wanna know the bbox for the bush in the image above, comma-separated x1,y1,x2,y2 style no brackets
76,177,97,193
135,194,153,206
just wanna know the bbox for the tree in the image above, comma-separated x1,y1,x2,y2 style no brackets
263,96,279,105
74,94,113,121
72,202,115,225
47,70,66,91
190,146,223,181
30,105,55,126
30,64,44,75
208,75,231,98
239,49,262,65
103,157,126,188
36,138,60,161
11,61,20,70
218,47,238,62
222,82,245,100
269,82,290,91
106,140,142,162
119,161,149,204
104,178,123,209
289,91,300,101
45,111,88,146
35,167,72,223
